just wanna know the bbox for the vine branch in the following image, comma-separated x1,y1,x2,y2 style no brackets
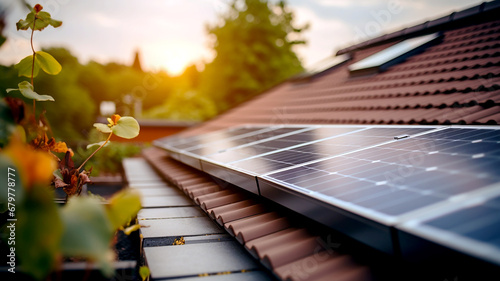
77,132,113,171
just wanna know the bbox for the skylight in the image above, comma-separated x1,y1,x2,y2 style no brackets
293,54,350,81
348,33,441,76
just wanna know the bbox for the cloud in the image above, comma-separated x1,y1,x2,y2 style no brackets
87,12,119,28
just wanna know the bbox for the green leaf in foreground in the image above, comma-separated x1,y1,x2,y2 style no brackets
16,12,35,30
15,52,61,78
17,186,63,280
15,55,39,78
93,123,112,133
16,9,62,31
6,81,55,101
59,196,115,277
37,11,63,29
106,189,142,230
112,116,140,139
36,51,62,75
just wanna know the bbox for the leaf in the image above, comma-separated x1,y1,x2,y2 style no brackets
16,9,62,31
112,116,140,139
139,266,150,281
36,51,62,75
16,12,35,30
106,189,142,231
93,123,112,133
14,52,61,77
59,197,115,277
37,11,62,28
123,224,141,235
15,81,55,101
15,55,39,78
86,141,110,150
17,186,63,280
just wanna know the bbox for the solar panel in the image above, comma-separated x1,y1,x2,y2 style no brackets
207,126,365,165
398,188,500,266
188,127,312,157
231,127,431,175
155,124,500,261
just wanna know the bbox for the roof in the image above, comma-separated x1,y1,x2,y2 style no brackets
144,3,500,281
178,2,500,137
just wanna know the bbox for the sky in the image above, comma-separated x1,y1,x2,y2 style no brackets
0,0,484,75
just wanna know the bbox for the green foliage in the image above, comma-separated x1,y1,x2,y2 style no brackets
106,189,142,230
16,4,61,31
6,81,54,101
59,196,115,277
200,0,307,111
112,116,140,139
0,4,143,280
15,51,62,78
144,89,217,121
17,186,63,280
94,116,140,139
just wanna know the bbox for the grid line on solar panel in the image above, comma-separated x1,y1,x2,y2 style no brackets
263,127,500,219
230,127,435,176
205,126,367,164
187,127,315,157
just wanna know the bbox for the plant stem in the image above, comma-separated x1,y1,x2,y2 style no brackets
77,132,113,171
30,15,37,117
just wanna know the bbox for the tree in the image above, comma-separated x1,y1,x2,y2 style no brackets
201,0,308,111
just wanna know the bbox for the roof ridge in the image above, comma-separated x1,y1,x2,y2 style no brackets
336,1,500,56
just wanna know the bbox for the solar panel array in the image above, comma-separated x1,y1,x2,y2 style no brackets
154,125,500,265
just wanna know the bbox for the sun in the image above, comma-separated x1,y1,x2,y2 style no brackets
143,40,205,76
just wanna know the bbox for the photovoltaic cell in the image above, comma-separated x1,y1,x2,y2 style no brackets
186,127,309,156
232,127,432,175
206,126,363,164
264,127,500,218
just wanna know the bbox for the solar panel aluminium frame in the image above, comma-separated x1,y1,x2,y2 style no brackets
154,124,500,257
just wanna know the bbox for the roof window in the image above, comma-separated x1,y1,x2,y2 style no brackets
292,54,351,81
348,32,442,76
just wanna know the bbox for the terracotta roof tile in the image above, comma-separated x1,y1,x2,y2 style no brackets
209,201,267,225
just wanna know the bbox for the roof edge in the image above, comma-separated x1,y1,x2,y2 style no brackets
336,1,500,56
